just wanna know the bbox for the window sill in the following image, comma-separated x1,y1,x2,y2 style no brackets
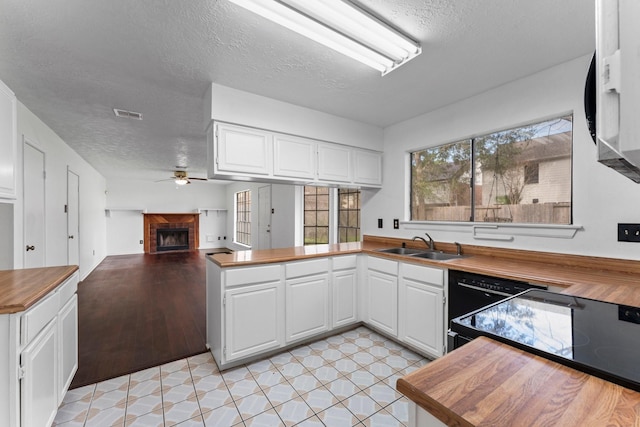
402,221,583,240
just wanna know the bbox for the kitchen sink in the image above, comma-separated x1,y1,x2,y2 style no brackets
375,247,465,261
376,247,427,255
409,251,464,261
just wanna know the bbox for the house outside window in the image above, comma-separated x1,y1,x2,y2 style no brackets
410,114,572,224
304,186,361,245
235,190,251,246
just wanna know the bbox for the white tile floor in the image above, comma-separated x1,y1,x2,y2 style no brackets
53,326,428,427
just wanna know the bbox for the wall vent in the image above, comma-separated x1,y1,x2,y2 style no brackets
113,108,143,120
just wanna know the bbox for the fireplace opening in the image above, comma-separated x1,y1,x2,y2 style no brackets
156,228,189,252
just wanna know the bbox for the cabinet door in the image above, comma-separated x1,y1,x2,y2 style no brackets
398,278,444,358
224,281,283,362
332,269,357,328
317,143,351,183
366,270,398,336
0,79,16,199
353,149,382,187
286,274,330,343
273,134,316,179
58,295,78,403
215,123,272,176
21,320,58,427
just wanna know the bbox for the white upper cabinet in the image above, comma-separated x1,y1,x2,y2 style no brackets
0,79,17,199
317,143,352,183
273,134,316,180
207,121,382,188
213,122,272,176
353,149,383,186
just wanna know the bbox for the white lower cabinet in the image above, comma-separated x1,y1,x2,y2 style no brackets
1,270,79,427
331,255,358,328
58,294,78,403
21,319,58,427
366,257,398,336
286,275,330,342
224,281,284,362
285,258,330,343
398,263,445,358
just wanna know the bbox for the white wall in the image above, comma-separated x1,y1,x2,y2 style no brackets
0,203,13,269
364,54,640,260
205,83,384,151
105,179,228,255
15,102,107,279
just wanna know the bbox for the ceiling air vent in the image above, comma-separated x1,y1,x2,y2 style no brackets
113,108,143,120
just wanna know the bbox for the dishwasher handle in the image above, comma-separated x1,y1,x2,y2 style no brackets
456,281,513,298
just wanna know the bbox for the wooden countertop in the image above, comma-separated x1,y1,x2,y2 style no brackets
0,265,79,314
208,235,640,307
397,337,640,427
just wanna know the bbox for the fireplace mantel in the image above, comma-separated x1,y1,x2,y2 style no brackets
143,213,200,254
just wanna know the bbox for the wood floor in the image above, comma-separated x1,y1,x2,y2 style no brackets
70,250,210,389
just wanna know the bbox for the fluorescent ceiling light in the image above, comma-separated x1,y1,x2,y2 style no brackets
228,0,421,75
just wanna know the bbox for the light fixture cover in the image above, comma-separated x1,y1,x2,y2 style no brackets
228,0,420,75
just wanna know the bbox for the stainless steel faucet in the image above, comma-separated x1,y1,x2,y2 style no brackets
412,233,434,250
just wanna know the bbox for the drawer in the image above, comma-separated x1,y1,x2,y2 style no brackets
58,272,79,309
402,263,444,286
367,256,397,275
332,255,357,271
226,264,281,287
286,258,329,279
22,291,60,346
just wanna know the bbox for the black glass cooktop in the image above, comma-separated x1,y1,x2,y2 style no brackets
451,289,640,392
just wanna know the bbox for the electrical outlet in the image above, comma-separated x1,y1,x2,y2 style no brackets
393,219,399,229
618,223,640,242
139,240,143,244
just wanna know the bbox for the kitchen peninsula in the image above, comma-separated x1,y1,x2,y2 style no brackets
207,235,640,426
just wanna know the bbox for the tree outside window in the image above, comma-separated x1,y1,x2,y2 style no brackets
411,115,572,224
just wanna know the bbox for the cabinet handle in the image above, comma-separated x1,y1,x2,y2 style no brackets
26,245,35,251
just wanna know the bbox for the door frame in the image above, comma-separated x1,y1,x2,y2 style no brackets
23,137,46,268
66,167,80,265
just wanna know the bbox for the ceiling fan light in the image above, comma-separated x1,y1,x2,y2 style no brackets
175,178,189,185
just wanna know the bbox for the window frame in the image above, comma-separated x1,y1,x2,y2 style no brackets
302,186,361,245
409,114,574,227
234,189,251,247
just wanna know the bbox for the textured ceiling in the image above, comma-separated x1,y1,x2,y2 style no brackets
0,0,595,182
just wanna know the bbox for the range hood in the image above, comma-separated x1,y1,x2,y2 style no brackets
595,0,640,183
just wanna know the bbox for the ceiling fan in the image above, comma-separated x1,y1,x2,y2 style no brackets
157,170,208,185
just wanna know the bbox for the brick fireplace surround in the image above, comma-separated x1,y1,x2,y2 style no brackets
143,213,200,254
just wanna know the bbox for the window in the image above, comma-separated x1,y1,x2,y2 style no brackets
235,190,251,246
338,188,360,243
304,187,330,244
411,115,572,224
303,186,361,245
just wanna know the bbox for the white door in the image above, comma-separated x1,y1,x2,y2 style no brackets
399,279,444,357
23,141,45,268
285,274,330,343
257,185,271,250
367,270,398,336
224,281,283,362
21,320,58,427
332,269,357,328
67,169,79,266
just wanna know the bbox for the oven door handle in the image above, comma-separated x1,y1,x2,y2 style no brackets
456,282,512,297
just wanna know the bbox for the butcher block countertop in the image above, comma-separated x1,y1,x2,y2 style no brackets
209,235,640,307
0,265,79,314
397,336,640,427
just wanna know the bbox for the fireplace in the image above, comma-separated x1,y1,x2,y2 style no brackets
143,213,200,254
156,228,189,252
